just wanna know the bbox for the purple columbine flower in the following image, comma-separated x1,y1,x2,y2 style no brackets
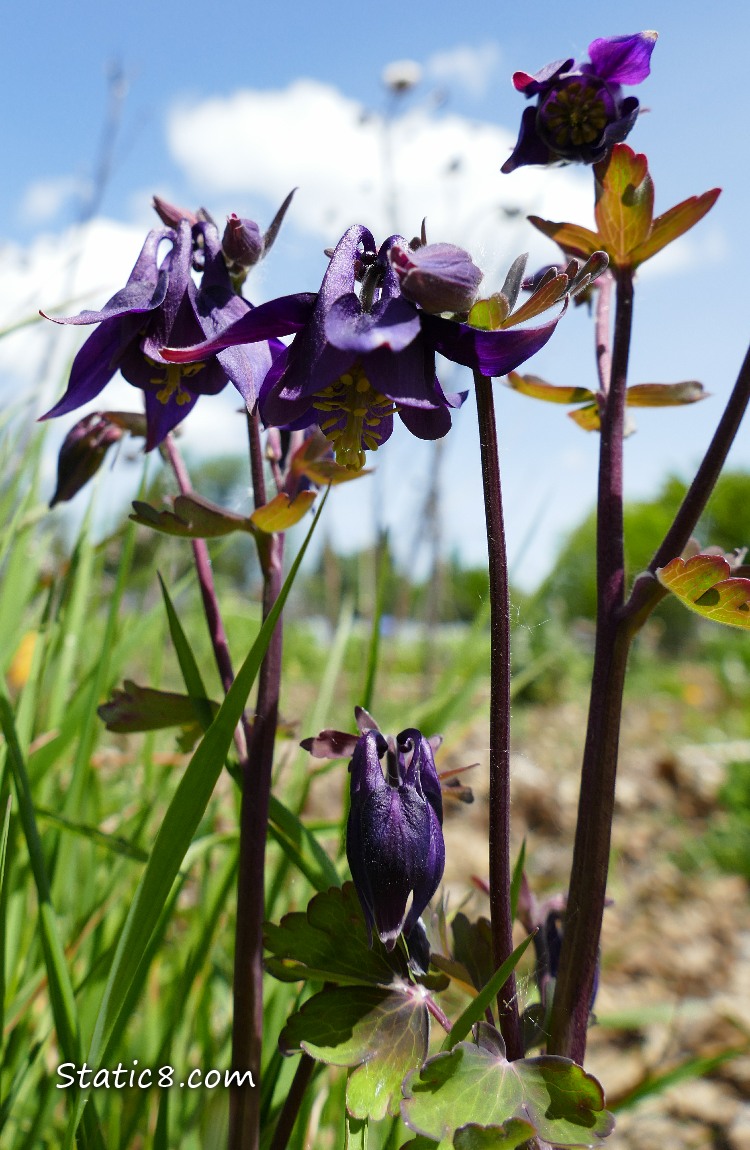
501,32,657,174
302,708,445,952
161,225,568,467
40,218,276,450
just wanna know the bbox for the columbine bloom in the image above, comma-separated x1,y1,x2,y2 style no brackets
302,708,445,951
41,218,275,449
162,225,569,468
501,32,657,174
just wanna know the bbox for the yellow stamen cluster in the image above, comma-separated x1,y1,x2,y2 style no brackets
543,82,607,148
313,364,396,471
148,361,206,407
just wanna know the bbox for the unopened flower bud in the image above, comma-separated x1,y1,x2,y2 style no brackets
390,242,483,314
50,413,123,507
222,213,264,272
152,195,198,228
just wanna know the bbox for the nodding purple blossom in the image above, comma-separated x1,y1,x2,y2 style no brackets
302,708,445,952
502,32,657,174
161,225,567,469
40,217,276,450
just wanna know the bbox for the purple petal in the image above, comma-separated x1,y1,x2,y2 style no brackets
511,57,573,96
421,309,562,376
325,294,421,354
501,106,552,174
143,385,199,450
40,315,143,419
161,293,317,363
300,729,360,759
398,403,452,441
587,32,657,85
319,224,377,311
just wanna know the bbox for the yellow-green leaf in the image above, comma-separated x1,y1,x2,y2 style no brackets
501,275,568,328
526,218,601,260
568,404,602,432
630,189,721,266
506,372,595,406
626,381,708,407
467,294,511,331
657,555,750,629
250,490,316,533
594,144,654,265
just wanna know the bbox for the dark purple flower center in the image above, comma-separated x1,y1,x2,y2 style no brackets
145,359,208,407
539,79,610,151
312,363,397,470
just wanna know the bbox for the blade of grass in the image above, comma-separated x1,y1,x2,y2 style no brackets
441,932,535,1051
66,493,327,1143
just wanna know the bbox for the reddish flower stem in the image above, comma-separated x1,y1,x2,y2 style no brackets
229,410,285,1150
547,268,634,1062
473,369,523,1061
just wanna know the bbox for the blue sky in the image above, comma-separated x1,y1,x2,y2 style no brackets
3,1,749,585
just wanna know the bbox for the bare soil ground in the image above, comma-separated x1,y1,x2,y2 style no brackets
439,692,750,1150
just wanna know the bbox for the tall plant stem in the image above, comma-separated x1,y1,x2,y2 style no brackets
230,411,285,1150
474,370,522,1061
548,269,634,1062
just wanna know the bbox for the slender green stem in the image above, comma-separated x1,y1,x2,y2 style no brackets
548,269,634,1062
230,411,285,1150
473,370,522,1061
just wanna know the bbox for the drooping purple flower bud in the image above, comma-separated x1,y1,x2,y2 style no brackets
222,214,264,272
502,32,657,173
389,242,483,315
152,195,198,228
49,412,124,507
346,725,445,951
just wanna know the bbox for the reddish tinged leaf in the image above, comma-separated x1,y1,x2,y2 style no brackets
501,274,568,328
630,188,721,265
250,490,316,533
130,494,255,537
656,555,750,629
506,372,595,406
625,381,708,407
527,218,601,261
98,681,219,733
594,144,654,265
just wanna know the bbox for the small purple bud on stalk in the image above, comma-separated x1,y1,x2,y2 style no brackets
49,412,123,507
222,214,264,273
390,242,483,315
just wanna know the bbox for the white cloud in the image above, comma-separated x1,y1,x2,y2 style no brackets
166,78,594,286
425,42,502,100
18,175,92,226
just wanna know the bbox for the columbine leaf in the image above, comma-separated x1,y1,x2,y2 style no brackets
467,295,511,331
630,188,721,266
264,882,407,986
97,681,219,733
568,404,602,432
656,555,750,629
501,275,568,328
594,144,654,265
453,1122,536,1149
625,381,707,407
505,372,595,406
281,984,429,1121
130,493,254,537
250,490,316,533
526,219,602,261
402,1023,614,1148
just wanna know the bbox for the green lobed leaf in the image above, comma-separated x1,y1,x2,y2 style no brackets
467,294,511,331
453,1121,536,1149
97,680,219,733
625,381,707,407
594,144,654,265
402,1023,614,1147
526,218,601,260
630,188,721,266
505,372,595,406
264,882,404,986
656,554,750,629
281,983,429,1121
